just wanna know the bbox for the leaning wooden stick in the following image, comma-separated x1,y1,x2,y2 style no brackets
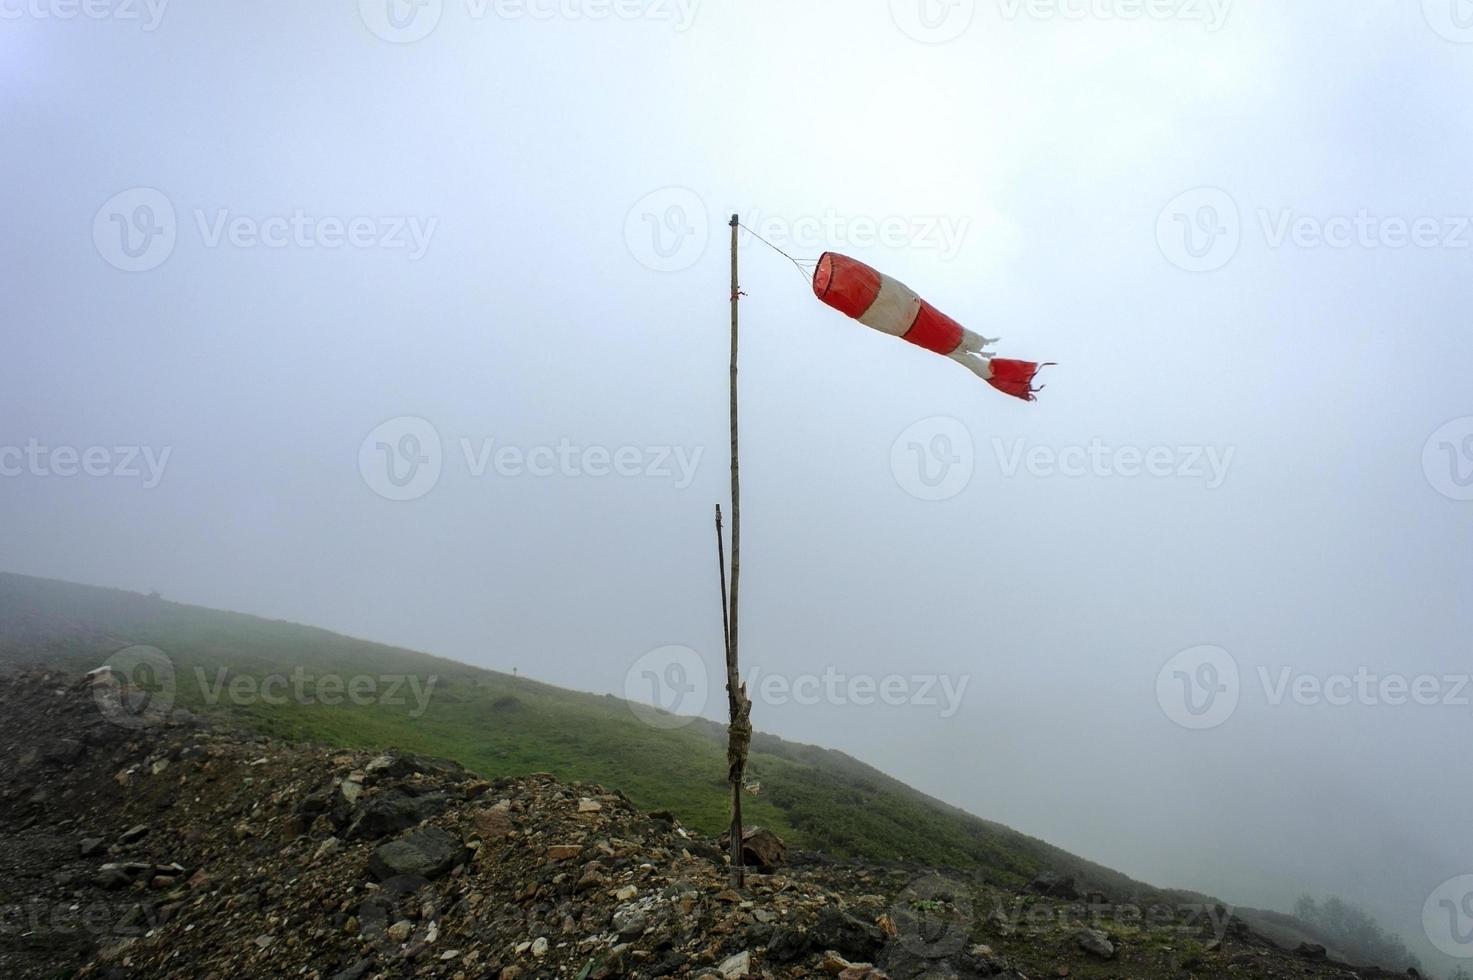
715,505,731,663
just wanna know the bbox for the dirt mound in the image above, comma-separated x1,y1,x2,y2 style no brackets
0,669,1415,980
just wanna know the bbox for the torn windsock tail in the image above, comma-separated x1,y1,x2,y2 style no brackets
946,352,1052,401
948,348,995,382
985,358,1054,402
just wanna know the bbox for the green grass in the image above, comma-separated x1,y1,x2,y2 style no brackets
0,571,1174,899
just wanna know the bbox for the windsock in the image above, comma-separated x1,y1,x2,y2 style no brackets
811,252,1049,401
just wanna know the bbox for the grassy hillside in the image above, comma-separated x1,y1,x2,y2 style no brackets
0,571,1190,901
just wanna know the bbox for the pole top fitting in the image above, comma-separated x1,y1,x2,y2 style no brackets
729,213,740,227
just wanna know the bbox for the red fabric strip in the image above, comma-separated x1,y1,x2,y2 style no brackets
812,252,882,320
901,300,965,356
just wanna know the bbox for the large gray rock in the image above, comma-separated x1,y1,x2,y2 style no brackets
367,826,469,881
717,826,787,870
1072,928,1115,959
365,752,464,780
344,790,451,840
764,925,812,963
1025,871,1079,900
40,738,85,766
810,906,884,963
612,895,659,938
96,862,153,889
716,951,750,977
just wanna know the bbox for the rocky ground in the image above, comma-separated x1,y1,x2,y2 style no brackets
0,668,1421,980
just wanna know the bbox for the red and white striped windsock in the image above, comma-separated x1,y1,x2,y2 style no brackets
811,252,1049,401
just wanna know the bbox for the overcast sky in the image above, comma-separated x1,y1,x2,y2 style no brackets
3,0,1471,970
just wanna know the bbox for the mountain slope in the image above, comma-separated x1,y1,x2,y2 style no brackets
4,668,1418,980
0,572,1147,892
0,569,1411,975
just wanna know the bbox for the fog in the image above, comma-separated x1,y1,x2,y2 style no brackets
3,0,1471,970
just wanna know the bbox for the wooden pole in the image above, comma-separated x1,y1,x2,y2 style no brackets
725,212,750,888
